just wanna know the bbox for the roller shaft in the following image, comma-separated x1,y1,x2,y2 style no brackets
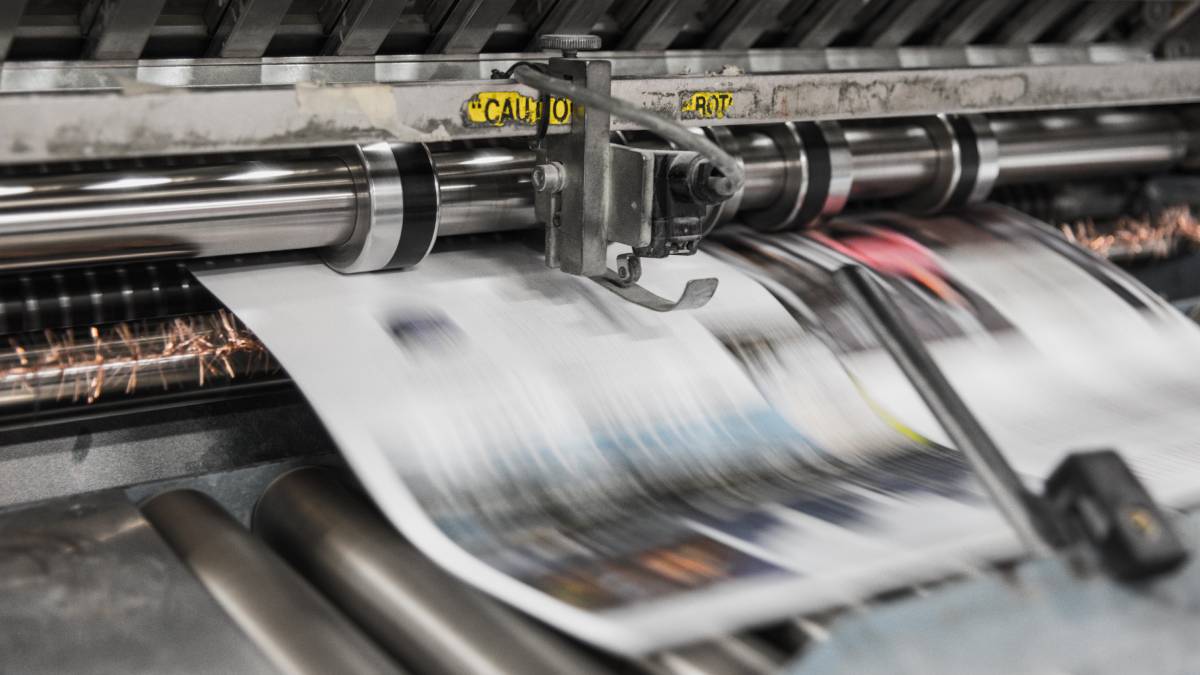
992,110,1188,185
254,467,611,675
0,110,1187,273
141,489,405,675
0,158,361,270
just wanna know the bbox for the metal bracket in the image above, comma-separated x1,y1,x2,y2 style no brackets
530,34,720,311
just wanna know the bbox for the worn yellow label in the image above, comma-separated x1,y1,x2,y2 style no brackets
464,92,572,127
680,91,734,120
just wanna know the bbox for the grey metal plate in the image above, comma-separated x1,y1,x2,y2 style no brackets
0,391,337,511
0,490,281,674
0,58,1196,164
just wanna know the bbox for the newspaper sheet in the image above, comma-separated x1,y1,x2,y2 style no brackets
195,207,1200,654
195,242,1010,654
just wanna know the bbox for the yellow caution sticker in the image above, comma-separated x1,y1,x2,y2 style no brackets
680,91,734,120
463,92,572,127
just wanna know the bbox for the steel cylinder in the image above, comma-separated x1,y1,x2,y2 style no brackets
254,468,610,675
142,489,405,675
727,129,788,211
843,121,941,200
0,109,1188,274
0,158,360,270
992,111,1189,185
432,147,538,237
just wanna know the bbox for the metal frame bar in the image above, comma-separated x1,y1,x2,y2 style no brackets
703,0,791,50
862,0,950,47
1058,0,1136,44
0,59,1195,165
205,0,294,58
82,0,169,60
426,0,517,54
0,44,1153,93
526,0,613,50
933,0,1020,46
321,0,409,56
0,0,28,63
998,0,1080,45
618,0,705,51
786,0,872,48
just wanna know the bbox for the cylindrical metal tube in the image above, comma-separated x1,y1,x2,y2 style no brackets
0,311,278,415
992,111,1188,185
0,261,219,334
254,467,611,675
0,110,1188,274
843,121,941,200
728,129,787,211
432,147,537,237
141,489,405,675
0,158,359,270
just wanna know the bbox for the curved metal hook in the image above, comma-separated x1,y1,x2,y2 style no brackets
593,273,718,312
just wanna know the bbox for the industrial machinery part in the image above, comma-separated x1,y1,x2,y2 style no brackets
0,491,282,675
254,467,612,675
0,109,1188,275
0,261,218,334
512,34,743,310
0,310,277,416
141,489,406,675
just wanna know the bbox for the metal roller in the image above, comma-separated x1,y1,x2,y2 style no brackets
141,489,406,675
0,157,361,271
0,110,1188,272
991,110,1190,185
253,467,612,675
0,261,218,334
0,310,278,416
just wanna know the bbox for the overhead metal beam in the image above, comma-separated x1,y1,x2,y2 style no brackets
703,0,791,50
0,60,1196,165
0,44,1155,92
997,0,1080,45
526,0,612,50
205,0,294,58
785,0,872,48
617,0,706,51
862,0,948,47
0,45,1154,92
932,0,1020,46
321,0,408,56
0,0,28,62
81,0,168,59
1058,0,1135,43
426,0,517,54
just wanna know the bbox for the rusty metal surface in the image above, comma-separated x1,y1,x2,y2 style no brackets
0,59,1195,164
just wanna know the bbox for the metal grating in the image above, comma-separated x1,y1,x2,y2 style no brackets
1,0,1197,62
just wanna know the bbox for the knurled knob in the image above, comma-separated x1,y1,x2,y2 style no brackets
537,34,602,54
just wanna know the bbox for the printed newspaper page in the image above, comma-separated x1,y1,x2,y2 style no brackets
195,243,1009,654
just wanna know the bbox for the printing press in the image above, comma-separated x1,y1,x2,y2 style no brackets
4,1,1200,673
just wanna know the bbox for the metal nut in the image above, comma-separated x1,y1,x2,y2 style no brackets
532,162,566,193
